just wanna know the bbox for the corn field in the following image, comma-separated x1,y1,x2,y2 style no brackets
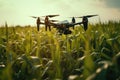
0,21,120,80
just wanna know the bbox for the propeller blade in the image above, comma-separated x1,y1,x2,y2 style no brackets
30,16,45,21
75,14,98,18
42,14,59,18
30,16,38,19
48,14,59,18
85,15,98,18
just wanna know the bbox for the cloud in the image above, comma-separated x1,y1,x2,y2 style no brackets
102,0,120,9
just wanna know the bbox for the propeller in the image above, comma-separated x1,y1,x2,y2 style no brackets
68,15,98,31
30,16,38,19
75,14,98,18
30,16,45,21
42,14,59,18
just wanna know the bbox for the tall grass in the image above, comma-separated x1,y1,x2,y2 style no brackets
0,21,120,80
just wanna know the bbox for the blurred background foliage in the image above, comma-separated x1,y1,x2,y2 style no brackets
0,21,120,80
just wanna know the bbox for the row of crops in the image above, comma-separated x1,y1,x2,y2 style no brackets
0,21,120,80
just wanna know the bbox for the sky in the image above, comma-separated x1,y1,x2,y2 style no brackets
0,0,120,26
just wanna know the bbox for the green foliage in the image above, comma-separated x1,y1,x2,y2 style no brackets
0,21,120,80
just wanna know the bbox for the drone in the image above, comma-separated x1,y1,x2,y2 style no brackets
30,14,98,35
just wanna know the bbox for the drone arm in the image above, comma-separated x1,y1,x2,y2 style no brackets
77,22,83,25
